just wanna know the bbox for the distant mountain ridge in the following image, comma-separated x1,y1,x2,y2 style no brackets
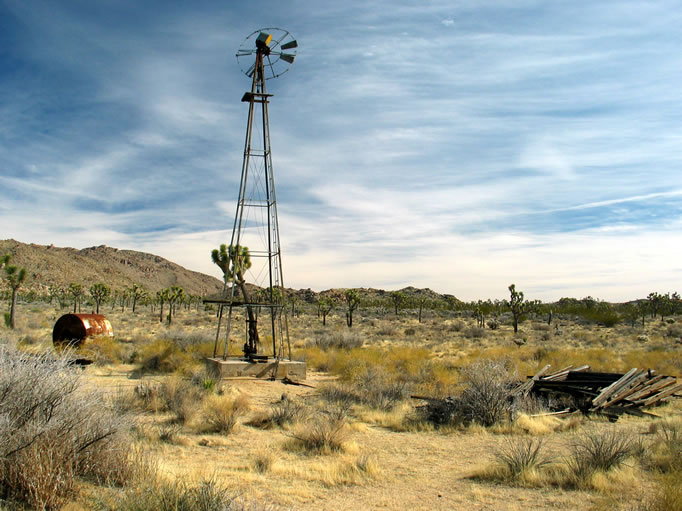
0,239,224,296
0,239,454,303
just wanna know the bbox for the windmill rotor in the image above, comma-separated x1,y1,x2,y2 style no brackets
236,27,297,79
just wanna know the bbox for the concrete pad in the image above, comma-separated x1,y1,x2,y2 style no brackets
205,357,307,380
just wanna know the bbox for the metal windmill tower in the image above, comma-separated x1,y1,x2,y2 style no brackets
210,28,298,365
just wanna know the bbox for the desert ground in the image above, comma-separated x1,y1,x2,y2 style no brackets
1,299,681,510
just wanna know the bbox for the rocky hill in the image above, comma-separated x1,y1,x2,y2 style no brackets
0,239,455,304
0,239,224,296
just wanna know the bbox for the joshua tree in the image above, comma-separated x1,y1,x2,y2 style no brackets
129,283,146,313
89,283,110,314
505,284,530,334
344,289,360,327
417,297,428,323
3,256,26,329
166,286,185,324
289,294,300,316
157,289,170,323
390,291,406,315
68,283,84,313
319,297,334,326
211,244,259,349
211,244,231,296
48,285,68,309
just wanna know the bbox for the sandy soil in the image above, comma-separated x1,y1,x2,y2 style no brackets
82,366,643,511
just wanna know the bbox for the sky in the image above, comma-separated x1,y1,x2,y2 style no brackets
1,0,681,302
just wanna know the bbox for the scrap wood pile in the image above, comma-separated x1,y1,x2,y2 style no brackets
413,364,681,424
513,364,682,418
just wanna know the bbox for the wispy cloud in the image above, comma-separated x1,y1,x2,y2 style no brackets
1,0,681,301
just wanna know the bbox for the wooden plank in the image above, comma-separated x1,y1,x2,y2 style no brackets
614,374,666,403
598,371,651,408
628,377,677,404
529,408,572,417
591,368,640,407
639,382,682,407
511,364,552,396
543,365,574,381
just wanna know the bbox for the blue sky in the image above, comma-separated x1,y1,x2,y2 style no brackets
1,0,681,301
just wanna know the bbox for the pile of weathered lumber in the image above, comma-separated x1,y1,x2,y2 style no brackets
412,365,681,424
513,365,682,418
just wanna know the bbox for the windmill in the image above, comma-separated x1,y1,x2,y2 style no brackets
207,28,304,379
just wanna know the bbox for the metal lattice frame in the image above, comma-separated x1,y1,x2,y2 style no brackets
212,29,296,362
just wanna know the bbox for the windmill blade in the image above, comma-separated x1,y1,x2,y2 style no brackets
236,49,255,56
246,62,256,77
279,53,295,64
281,40,298,50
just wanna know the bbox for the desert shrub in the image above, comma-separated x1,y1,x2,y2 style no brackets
320,366,410,411
665,323,682,338
288,408,350,454
252,449,275,473
566,429,633,482
132,381,163,412
647,420,682,473
311,330,364,350
137,339,193,374
17,334,40,346
637,473,682,511
486,319,499,330
450,320,464,332
249,397,309,429
84,336,129,365
163,329,214,348
189,366,218,392
465,326,486,339
96,477,273,511
404,327,416,336
200,393,250,434
417,359,518,427
159,377,204,423
0,347,134,510
157,423,183,443
494,437,550,480
457,359,518,426
376,325,396,336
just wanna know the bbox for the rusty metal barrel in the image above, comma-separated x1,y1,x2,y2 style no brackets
52,313,114,348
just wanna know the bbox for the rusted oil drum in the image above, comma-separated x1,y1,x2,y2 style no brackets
52,314,114,348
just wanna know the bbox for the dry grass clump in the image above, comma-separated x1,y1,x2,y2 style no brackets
491,437,551,485
159,376,205,423
415,363,517,428
310,330,364,350
512,413,582,435
282,453,380,487
287,407,351,454
645,419,682,473
476,427,640,493
248,396,310,429
0,347,135,510
83,336,131,365
566,428,634,484
96,476,273,511
320,366,410,411
637,473,682,511
199,393,250,434
136,339,193,373
252,448,276,473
